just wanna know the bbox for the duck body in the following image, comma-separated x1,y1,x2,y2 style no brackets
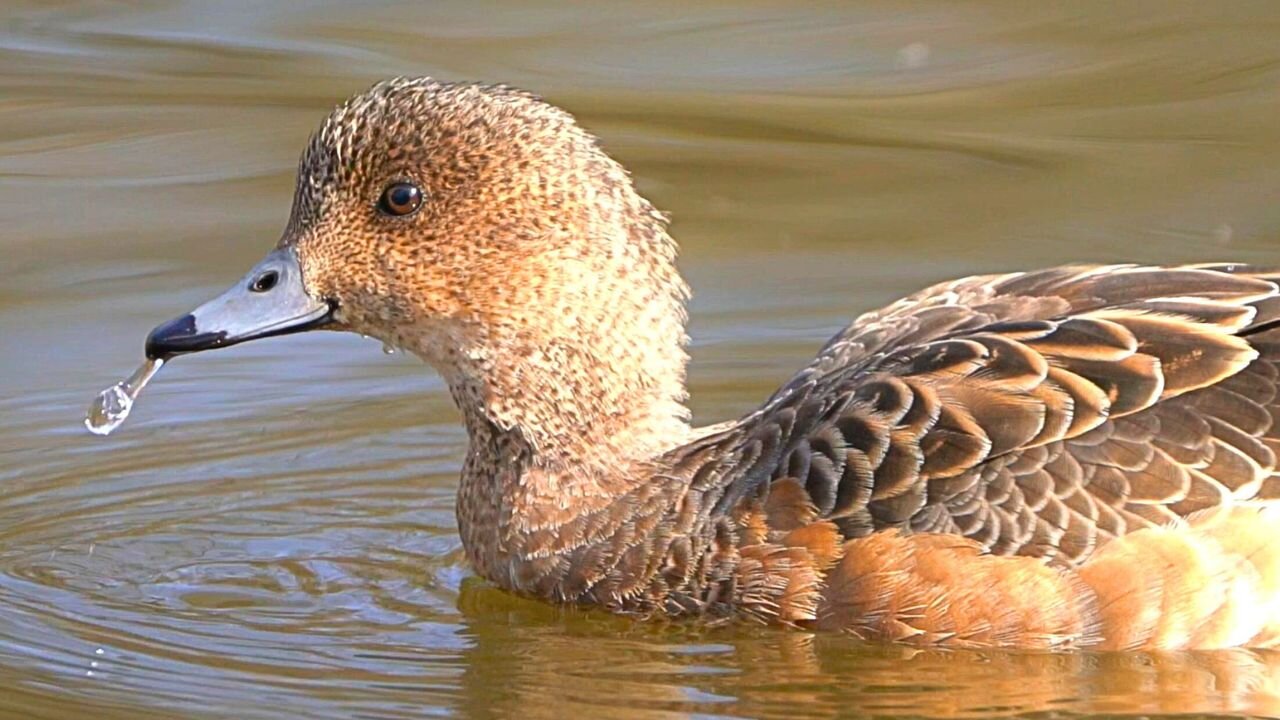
458,263,1280,651
143,78,1280,651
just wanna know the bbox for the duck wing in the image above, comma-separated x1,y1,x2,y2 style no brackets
680,264,1280,568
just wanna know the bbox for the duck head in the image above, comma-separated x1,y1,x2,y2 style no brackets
146,78,692,462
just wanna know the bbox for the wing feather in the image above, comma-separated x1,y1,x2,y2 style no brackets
673,264,1280,568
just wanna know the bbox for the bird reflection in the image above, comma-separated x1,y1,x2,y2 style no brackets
455,580,1280,718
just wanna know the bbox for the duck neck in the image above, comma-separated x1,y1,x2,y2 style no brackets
443,310,693,474
438,285,693,586
436,201,694,474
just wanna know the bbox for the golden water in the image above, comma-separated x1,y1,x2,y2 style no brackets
2,1,1280,717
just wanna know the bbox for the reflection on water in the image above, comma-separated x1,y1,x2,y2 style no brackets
455,587,1280,719
1,0,1279,717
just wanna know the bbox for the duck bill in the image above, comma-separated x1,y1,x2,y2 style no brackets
145,247,334,360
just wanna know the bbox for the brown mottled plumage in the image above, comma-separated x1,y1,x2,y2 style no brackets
269,78,1280,649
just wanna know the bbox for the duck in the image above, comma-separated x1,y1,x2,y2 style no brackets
143,77,1280,651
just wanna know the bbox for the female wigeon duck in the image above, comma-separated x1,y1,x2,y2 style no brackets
144,77,1280,651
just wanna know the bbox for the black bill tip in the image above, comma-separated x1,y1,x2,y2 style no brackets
145,314,228,359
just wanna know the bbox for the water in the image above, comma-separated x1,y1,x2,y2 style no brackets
85,358,165,436
2,1,1280,718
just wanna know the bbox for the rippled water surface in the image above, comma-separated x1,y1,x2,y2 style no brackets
3,1,1280,718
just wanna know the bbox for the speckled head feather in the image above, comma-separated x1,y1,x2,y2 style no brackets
284,78,692,467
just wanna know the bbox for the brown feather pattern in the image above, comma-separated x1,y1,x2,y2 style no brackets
622,264,1280,647
472,264,1280,648
264,83,1280,650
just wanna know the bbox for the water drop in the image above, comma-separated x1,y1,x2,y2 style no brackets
85,358,165,436
382,343,397,355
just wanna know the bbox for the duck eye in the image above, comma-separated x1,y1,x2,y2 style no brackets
378,182,423,217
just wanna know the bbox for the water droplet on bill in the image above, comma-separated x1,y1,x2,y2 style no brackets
85,358,165,436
